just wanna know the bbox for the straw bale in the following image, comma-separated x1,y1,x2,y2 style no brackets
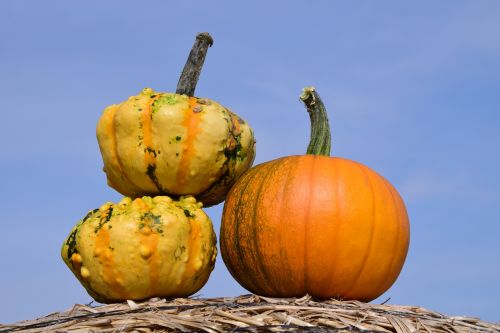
1,294,498,332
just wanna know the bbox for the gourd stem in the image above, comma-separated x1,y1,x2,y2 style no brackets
176,32,214,96
300,86,332,156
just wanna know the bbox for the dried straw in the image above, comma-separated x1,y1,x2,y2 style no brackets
1,294,498,332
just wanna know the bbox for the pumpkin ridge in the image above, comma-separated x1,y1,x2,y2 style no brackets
379,178,403,294
234,163,271,293
273,156,307,296
323,158,341,297
221,165,256,290
303,156,317,294
380,178,409,293
251,160,280,296
274,157,302,295
340,163,378,299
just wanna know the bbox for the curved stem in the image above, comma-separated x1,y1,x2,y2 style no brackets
176,32,214,96
300,86,332,156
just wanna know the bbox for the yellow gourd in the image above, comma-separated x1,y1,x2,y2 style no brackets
61,195,217,303
97,88,254,206
96,33,255,206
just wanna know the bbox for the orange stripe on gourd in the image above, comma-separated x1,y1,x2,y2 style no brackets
175,97,202,192
94,221,128,299
132,197,161,297
178,217,202,292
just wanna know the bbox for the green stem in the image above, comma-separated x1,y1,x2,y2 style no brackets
176,32,214,96
300,86,332,156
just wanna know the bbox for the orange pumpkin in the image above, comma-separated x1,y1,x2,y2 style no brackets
220,87,410,301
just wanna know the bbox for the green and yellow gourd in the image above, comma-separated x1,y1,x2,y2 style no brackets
61,196,217,303
96,33,255,206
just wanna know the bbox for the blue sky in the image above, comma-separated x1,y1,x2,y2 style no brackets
1,1,499,324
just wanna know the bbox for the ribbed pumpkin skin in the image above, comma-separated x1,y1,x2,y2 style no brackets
96,88,255,206
61,196,217,303
221,155,410,302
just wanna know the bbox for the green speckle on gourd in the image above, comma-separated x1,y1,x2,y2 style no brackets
152,94,179,113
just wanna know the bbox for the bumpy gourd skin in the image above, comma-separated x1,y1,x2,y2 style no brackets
96,88,255,207
61,195,217,303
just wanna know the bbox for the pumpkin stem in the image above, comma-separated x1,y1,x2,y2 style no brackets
300,86,332,156
176,32,214,97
